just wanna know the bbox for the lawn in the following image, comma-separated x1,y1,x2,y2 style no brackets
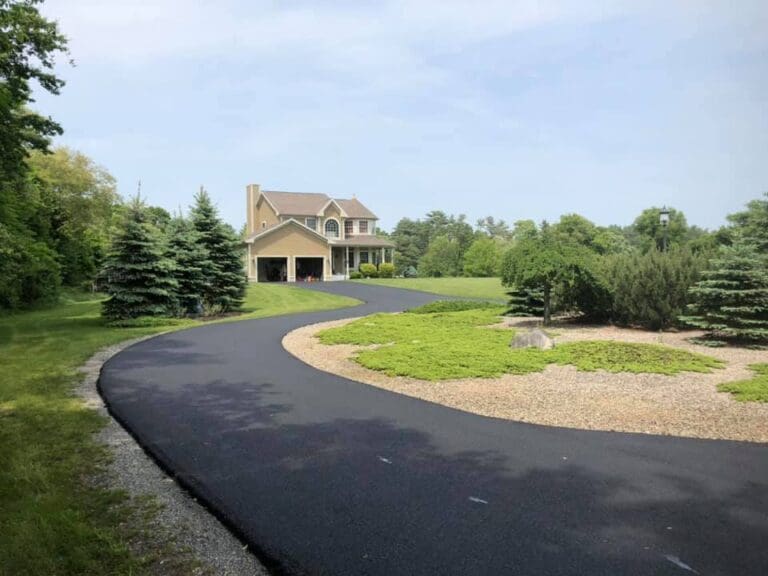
317,304,723,381
718,364,768,402
353,277,507,301
0,284,359,576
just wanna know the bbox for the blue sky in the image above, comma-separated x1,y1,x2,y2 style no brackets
36,1,767,231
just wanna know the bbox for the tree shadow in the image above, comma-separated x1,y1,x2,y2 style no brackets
101,376,768,576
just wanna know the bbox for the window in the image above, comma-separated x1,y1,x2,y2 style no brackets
344,219,354,237
359,250,369,264
325,219,339,238
305,217,317,231
358,220,368,234
261,221,267,229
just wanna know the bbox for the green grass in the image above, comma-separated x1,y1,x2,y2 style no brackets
353,277,507,301
718,364,768,402
318,308,723,381
0,284,359,576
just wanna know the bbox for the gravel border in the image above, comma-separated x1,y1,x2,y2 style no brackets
284,318,768,443
77,337,269,576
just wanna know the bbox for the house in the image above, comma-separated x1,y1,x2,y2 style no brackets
244,184,395,282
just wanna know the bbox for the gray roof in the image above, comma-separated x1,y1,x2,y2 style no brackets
262,190,378,219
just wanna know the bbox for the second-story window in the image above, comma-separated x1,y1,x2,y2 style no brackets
305,217,317,231
325,219,339,238
344,220,354,237
358,220,368,234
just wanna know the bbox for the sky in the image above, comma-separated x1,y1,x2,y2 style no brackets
35,0,768,232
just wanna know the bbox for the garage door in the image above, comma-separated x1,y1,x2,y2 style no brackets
295,257,324,281
257,257,288,282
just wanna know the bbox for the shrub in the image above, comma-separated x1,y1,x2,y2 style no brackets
379,262,395,278
407,300,502,314
608,247,704,330
404,265,418,278
349,271,363,279
359,263,378,278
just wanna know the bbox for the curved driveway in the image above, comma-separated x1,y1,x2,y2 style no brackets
100,282,768,576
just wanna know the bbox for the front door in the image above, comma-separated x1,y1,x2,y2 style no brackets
332,248,344,275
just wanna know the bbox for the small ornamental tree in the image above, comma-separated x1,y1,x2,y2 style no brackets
419,235,461,277
101,199,177,320
680,242,768,342
506,286,544,317
190,188,246,313
166,215,208,315
462,236,501,277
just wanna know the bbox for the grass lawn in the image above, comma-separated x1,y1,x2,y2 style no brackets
318,305,723,381
353,277,507,301
0,284,359,576
718,364,768,402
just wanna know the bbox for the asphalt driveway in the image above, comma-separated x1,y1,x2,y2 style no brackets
99,282,768,575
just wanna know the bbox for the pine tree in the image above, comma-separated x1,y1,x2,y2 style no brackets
190,188,246,313
680,242,768,342
166,215,208,315
101,199,177,320
506,286,544,317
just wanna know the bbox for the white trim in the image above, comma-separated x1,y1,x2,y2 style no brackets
254,255,289,283
323,217,341,239
317,198,348,218
294,254,327,282
245,218,330,244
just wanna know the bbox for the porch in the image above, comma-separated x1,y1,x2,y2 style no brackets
330,241,394,279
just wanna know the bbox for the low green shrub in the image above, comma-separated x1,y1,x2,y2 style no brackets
407,300,502,314
718,364,768,402
359,263,378,278
318,308,722,380
349,271,363,279
379,262,395,278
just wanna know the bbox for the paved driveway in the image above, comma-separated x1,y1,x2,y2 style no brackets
99,282,768,576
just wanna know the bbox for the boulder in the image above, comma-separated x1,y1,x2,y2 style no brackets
510,328,554,350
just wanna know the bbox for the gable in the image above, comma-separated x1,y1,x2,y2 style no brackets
249,220,328,256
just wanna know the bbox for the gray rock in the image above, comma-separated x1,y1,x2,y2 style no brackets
510,328,554,350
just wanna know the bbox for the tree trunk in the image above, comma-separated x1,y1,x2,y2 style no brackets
543,284,551,326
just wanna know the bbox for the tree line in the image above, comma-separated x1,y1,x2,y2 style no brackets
389,198,768,343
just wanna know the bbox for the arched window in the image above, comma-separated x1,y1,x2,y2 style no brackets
325,219,339,238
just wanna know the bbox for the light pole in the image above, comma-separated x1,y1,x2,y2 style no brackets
659,206,670,252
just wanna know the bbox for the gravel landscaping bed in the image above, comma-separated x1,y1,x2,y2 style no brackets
77,339,268,576
284,317,768,442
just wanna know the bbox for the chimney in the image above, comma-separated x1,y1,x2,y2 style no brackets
246,184,260,234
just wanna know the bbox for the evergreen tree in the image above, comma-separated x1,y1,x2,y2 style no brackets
680,242,768,342
506,286,544,317
190,188,246,313
101,199,177,320
166,215,208,315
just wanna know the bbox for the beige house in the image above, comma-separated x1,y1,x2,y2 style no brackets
244,184,394,282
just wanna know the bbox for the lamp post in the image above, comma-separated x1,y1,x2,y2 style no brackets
659,206,670,252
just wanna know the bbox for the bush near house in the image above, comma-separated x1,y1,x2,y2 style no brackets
379,262,395,278
359,263,378,278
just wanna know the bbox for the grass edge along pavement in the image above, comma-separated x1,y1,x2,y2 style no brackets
351,276,507,301
0,284,360,576
317,305,724,381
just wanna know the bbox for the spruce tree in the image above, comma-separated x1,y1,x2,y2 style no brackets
166,215,208,315
506,286,544,317
681,242,768,342
101,199,177,320
190,188,246,313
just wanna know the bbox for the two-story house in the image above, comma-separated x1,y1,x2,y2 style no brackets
244,184,395,282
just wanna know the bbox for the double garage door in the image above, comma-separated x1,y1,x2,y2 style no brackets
257,257,324,282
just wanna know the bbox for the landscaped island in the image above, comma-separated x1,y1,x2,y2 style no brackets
284,301,768,442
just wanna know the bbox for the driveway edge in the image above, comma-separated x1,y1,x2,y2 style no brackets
77,336,270,576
